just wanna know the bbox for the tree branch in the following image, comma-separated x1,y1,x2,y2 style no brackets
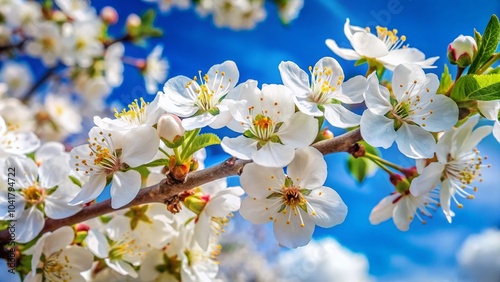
0,129,362,244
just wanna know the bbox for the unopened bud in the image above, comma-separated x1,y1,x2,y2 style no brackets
447,35,477,68
157,114,185,146
75,223,90,232
390,174,410,193
183,191,208,215
402,166,418,180
190,158,199,172
171,163,190,182
101,6,119,25
126,13,141,29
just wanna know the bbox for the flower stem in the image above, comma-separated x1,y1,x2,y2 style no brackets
370,158,393,175
159,147,170,158
364,152,405,172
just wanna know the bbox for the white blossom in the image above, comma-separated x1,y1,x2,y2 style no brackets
326,19,439,71
360,64,458,158
239,147,347,248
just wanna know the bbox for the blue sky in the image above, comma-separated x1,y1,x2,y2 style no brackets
90,0,500,280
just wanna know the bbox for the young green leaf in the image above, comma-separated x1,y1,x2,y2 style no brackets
451,73,500,101
437,65,453,94
468,15,500,74
182,133,221,160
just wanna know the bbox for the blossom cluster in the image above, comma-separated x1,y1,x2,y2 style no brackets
142,0,304,30
0,0,169,142
0,5,499,281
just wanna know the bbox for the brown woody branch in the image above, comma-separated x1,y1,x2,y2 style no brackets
0,129,362,244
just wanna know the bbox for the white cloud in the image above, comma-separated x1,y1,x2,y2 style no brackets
275,237,372,282
457,229,500,282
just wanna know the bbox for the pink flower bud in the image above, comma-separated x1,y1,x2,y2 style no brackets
157,114,185,143
126,13,141,29
447,35,477,68
101,6,119,25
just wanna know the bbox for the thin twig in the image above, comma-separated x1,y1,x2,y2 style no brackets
21,66,57,103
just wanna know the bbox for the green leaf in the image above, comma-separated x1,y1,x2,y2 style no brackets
437,64,453,94
345,141,379,183
142,158,169,167
451,73,500,101
182,133,221,160
468,15,500,74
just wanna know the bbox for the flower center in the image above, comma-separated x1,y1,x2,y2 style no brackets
22,185,45,205
43,250,73,282
307,66,343,104
282,186,305,207
114,98,148,125
109,233,140,261
250,113,278,142
74,131,122,175
368,26,407,51
186,70,231,113
444,149,489,206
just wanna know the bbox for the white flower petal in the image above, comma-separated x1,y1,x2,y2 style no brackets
294,96,323,116
493,121,500,143
34,142,65,163
323,104,361,128
306,186,347,228
360,110,396,148
279,61,310,95
273,209,315,248
378,48,439,71
409,162,445,197
121,126,159,167
392,64,427,101
221,136,257,160
393,196,414,231
205,191,243,217
61,246,94,272
369,193,399,225
461,126,492,153
240,163,285,198
85,229,110,258
325,39,361,60
239,197,276,224
252,142,295,168
42,226,74,256
181,112,217,130
194,213,211,250
287,147,326,188
69,174,106,205
364,73,392,115
0,191,25,220
335,75,366,104
440,180,454,223
44,198,81,219
6,156,38,188
16,207,44,243
110,170,141,209
105,259,138,278
277,112,317,147
395,123,436,159
477,100,500,120
343,18,366,40
412,94,458,132
39,155,70,188
350,32,388,58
